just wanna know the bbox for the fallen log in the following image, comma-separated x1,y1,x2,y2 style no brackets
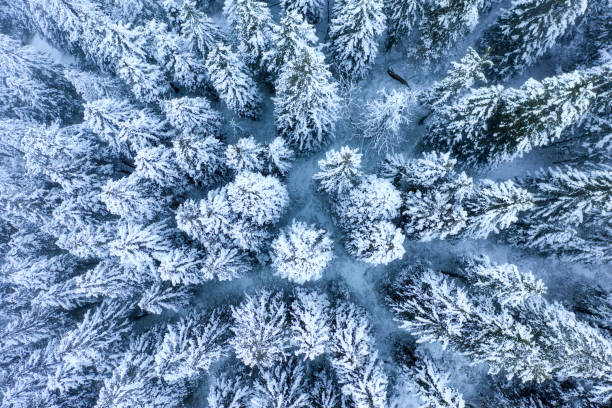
387,67,410,87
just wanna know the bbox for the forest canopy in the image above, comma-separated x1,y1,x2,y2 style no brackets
0,0,611,407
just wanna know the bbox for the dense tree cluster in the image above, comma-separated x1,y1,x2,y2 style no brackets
424,67,608,168
315,147,406,265
1,0,611,406
480,0,589,79
383,151,534,241
224,289,389,408
505,165,612,264
388,258,612,403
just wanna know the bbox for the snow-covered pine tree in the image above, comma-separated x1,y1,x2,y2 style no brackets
346,220,406,265
460,255,547,306
229,219,272,255
25,0,170,102
230,291,290,368
419,47,492,110
108,221,172,274
119,111,174,157
117,52,169,104
331,302,388,408
388,151,530,241
134,146,185,189
84,98,172,158
521,165,612,226
579,107,612,164
65,69,126,102
158,246,205,286
481,0,588,79
572,283,612,334
360,89,413,152
313,146,363,196
389,264,612,385
316,151,406,264
46,300,132,395
0,34,80,123
0,0,30,36
266,137,295,176
33,259,142,311
4,122,116,262
409,179,528,241
506,164,612,264
403,177,473,242
207,374,252,408
309,370,341,408
411,0,484,64
226,172,289,226
581,0,612,65
270,221,333,284
201,245,251,281
129,0,169,22
484,376,596,408
522,224,612,265
487,71,595,164
265,10,319,77
175,190,233,249
424,84,504,163
226,137,266,173
175,183,273,254
381,150,455,191
229,219,273,254
101,175,170,222
137,282,191,315
111,25,169,101
274,47,340,151
205,42,261,119
335,175,402,228
5,253,76,309
154,311,229,383
20,122,113,195
226,0,275,66
385,0,422,47
162,96,222,136
1,348,58,406
426,69,596,168
0,307,61,367
281,0,325,23
252,357,309,408
222,0,239,26
592,368,612,404
2,301,134,406
176,0,224,57
329,0,386,81
401,351,466,408
95,331,187,408
147,20,210,92
172,133,226,185
0,171,59,231
463,180,534,239
290,289,331,360
50,211,117,260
